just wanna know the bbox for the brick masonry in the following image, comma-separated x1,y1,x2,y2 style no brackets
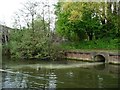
65,51,120,64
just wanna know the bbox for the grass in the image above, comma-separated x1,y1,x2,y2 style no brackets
60,39,119,53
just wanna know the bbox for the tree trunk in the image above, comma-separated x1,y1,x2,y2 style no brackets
113,2,117,14
107,2,112,14
118,1,120,15
86,32,93,41
43,8,46,31
89,34,93,41
32,14,34,32
86,29,93,41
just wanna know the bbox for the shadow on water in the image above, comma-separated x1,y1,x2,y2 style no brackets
94,63,106,70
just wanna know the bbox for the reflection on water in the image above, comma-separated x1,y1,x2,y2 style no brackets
1,57,119,89
2,69,58,88
94,64,106,70
97,75,103,88
3,72,27,88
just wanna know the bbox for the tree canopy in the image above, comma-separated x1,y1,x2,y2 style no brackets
55,1,119,41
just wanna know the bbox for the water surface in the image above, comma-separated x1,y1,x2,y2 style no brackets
1,57,119,89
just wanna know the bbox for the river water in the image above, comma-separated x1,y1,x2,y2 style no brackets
1,57,119,89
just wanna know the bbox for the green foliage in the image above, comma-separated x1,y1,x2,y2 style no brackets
9,18,63,60
55,2,119,41
61,39,118,50
3,1,119,59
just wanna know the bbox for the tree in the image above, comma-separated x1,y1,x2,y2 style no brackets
12,13,22,29
55,1,119,41
10,2,64,60
19,0,40,32
10,16,63,60
55,2,101,41
99,1,119,39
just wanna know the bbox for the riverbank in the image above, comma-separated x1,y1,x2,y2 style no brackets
64,49,120,65
65,49,118,53
61,39,119,50
2,48,119,65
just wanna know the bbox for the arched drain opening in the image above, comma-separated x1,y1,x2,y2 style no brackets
94,55,105,62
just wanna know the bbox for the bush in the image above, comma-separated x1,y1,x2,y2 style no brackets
8,29,64,60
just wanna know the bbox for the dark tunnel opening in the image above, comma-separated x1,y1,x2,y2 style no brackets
94,55,105,62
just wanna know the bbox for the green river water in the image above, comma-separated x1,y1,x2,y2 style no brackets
1,57,119,89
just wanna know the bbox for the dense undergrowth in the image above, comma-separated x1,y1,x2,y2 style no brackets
61,39,119,50
3,29,64,60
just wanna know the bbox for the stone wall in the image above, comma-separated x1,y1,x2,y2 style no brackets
65,52,92,61
0,24,11,45
109,54,120,64
65,51,120,64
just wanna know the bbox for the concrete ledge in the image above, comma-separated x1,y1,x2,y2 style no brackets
66,57,94,62
65,50,119,64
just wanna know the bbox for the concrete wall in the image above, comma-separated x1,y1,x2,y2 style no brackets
65,51,120,64
109,54,120,64
66,51,92,61
0,24,11,45
91,52,109,63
